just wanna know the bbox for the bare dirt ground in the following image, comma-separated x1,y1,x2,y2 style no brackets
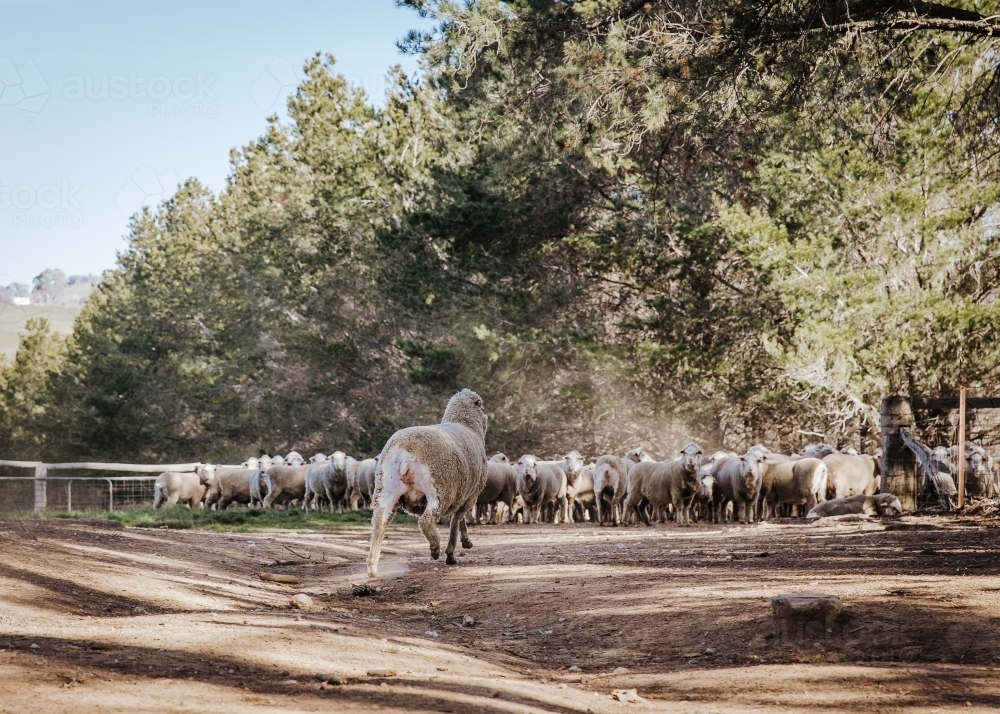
2,515,1000,712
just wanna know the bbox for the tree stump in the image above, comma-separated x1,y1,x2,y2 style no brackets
772,593,843,641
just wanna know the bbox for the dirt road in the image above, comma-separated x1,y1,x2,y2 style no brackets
2,515,1000,712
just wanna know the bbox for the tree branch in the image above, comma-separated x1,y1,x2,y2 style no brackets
808,15,1000,36
583,0,661,31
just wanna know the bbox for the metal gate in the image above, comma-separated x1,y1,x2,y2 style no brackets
0,476,158,513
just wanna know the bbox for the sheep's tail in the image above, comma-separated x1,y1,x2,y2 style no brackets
813,462,829,501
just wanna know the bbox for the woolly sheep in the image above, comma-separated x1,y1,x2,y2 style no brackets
249,468,266,508
624,448,655,464
807,493,903,519
796,443,838,459
571,462,597,522
203,466,256,510
153,469,212,509
284,451,305,467
823,452,879,499
352,458,377,509
712,448,768,523
344,456,360,509
476,453,518,524
593,455,632,525
559,450,586,522
622,443,704,526
367,389,489,577
304,451,349,512
262,465,309,508
758,455,828,519
515,455,568,524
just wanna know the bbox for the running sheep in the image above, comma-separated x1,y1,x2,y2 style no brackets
367,389,489,577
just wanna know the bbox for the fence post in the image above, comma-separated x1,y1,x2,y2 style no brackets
107,478,114,511
67,479,73,513
33,463,47,511
957,387,967,508
881,396,917,511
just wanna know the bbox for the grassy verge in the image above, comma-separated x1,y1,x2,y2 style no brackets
0,507,415,531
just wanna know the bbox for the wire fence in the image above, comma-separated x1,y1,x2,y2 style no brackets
0,477,158,514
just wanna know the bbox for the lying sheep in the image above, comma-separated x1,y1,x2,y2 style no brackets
516,455,568,524
367,389,489,577
263,465,309,508
476,453,518,524
622,444,704,526
593,455,632,525
153,469,212,509
203,466,256,510
304,451,349,512
806,493,903,519
712,448,768,523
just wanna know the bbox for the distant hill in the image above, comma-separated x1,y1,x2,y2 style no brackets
0,304,80,362
0,269,98,307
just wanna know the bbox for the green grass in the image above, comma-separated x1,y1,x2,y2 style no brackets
2,507,415,531
0,304,80,361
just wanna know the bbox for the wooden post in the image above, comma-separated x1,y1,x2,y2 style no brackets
957,386,967,509
881,396,917,511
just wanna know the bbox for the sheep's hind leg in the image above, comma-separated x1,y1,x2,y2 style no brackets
458,497,476,549
445,512,463,565
418,505,442,561
368,501,397,577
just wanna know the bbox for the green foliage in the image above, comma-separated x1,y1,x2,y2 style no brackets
0,318,66,456
0,507,413,530
99,506,413,530
6,5,1000,460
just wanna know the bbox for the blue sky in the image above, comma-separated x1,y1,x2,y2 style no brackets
0,0,432,286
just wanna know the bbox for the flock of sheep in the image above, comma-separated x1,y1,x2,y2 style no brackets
152,426,895,525
150,389,914,576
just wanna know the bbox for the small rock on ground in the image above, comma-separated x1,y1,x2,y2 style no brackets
290,593,314,610
612,688,646,704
